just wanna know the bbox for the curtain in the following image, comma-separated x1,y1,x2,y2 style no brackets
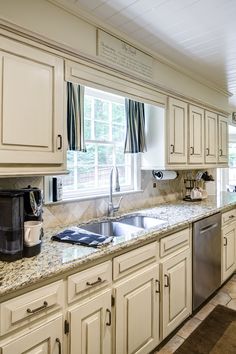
67,82,86,151
124,99,146,153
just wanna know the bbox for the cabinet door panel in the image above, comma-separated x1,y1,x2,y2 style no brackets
1,316,62,354
189,105,204,164
222,224,236,282
0,36,63,165
115,265,159,354
205,111,217,163
168,98,188,164
218,115,228,164
162,250,191,339
69,290,112,354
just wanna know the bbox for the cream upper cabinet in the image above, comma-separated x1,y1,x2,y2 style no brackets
205,110,218,164
114,264,160,354
69,289,112,354
0,316,63,354
0,36,64,165
161,249,191,339
189,105,205,164
218,115,228,164
168,97,188,164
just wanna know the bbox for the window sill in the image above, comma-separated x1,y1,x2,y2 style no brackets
44,189,144,206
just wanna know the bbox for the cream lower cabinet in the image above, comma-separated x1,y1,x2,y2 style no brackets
69,289,112,354
114,264,160,354
222,222,236,282
161,249,191,339
0,316,63,354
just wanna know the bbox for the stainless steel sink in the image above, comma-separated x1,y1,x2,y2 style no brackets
118,215,166,229
79,220,142,237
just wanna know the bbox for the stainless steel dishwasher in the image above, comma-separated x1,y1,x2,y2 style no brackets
192,213,221,311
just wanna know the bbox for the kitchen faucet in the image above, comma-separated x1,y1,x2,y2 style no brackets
108,167,123,217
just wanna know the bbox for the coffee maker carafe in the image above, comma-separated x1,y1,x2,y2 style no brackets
0,191,24,261
21,186,43,222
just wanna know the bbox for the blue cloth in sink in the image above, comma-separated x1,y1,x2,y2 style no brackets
51,227,113,248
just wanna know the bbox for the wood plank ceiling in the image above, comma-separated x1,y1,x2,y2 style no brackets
51,0,236,105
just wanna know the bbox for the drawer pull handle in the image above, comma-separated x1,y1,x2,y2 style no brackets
155,279,160,293
106,309,112,326
170,144,175,154
190,146,194,155
206,147,210,156
86,277,104,286
229,215,235,219
224,237,228,246
57,134,62,150
164,274,170,288
56,338,62,354
27,301,48,314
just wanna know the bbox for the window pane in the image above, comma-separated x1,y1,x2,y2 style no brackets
77,166,95,189
77,144,95,165
98,145,113,165
95,122,109,140
115,145,125,165
112,103,125,124
63,168,76,190
84,96,92,120
112,124,125,142
67,151,75,168
94,99,109,122
98,166,112,186
84,119,91,140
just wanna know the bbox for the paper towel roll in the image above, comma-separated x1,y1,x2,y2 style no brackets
152,170,178,180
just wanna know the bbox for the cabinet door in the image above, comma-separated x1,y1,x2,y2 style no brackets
69,289,112,354
0,316,62,354
161,250,191,339
222,223,236,282
114,265,159,354
168,98,188,164
218,115,228,164
0,36,64,165
189,105,204,164
205,110,217,163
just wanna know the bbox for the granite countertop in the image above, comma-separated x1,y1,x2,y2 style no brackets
1,192,236,297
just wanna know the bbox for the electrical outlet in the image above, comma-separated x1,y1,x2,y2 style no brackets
153,182,157,188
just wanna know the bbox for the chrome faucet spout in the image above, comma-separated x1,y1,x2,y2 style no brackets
108,167,122,217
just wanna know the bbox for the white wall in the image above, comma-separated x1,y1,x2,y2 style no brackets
0,0,230,112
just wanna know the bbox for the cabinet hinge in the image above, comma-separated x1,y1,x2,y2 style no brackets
64,320,70,334
111,295,115,307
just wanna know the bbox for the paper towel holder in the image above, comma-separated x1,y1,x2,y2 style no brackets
152,170,178,180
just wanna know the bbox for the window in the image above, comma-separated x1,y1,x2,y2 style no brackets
63,87,137,199
218,125,236,191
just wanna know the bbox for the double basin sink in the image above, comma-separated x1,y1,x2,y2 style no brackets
79,215,166,238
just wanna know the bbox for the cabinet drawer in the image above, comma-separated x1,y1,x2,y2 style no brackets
113,242,158,281
0,280,64,335
68,261,112,304
160,228,190,258
222,209,236,227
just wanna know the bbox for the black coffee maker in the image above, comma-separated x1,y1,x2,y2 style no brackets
0,191,24,261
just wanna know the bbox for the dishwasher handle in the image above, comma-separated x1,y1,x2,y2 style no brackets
199,223,218,234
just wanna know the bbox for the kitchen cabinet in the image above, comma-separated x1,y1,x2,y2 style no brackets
0,316,63,354
189,105,205,164
69,289,112,354
218,115,228,164
0,36,65,172
168,97,188,165
161,249,191,339
114,264,160,354
221,209,236,283
205,110,218,164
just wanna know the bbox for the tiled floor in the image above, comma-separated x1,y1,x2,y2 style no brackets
155,274,236,354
